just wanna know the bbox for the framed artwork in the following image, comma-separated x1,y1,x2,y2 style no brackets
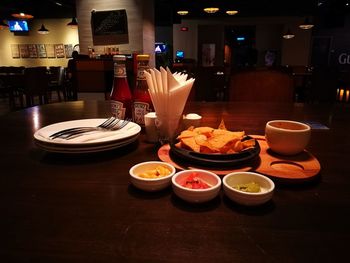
64,44,73,58
91,9,129,45
46,44,55,58
19,44,29,58
11,44,20,58
37,44,47,58
28,44,38,58
55,44,65,58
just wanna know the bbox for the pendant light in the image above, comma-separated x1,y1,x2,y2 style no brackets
203,7,220,14
226,10,238,15
299,17,314,29
67,17,78,28
283,28,295,39
38,24,49,34
11,12,34,20
177,10,189,16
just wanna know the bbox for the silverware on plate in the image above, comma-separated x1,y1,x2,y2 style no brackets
49,117,130,140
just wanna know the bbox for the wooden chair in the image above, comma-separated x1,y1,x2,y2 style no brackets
48,66,66,101
228,69,295,102
23,67,49,107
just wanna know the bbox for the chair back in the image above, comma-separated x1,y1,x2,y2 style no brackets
228,69,294,102
49,66,65,86
24,67,48,104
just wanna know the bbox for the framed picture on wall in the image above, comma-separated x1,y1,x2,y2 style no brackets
91,9,129,45
28,44,38,58
19,44,29,58
37,44,47,58
11,44,20,58
46,44,55,58
64,44,73,58
55,44,65,58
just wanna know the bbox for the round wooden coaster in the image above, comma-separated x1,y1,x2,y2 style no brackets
253,135,321,182
157,135,321,182
157,144,258,176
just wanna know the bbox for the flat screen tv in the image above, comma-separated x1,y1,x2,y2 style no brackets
8,20,29,32
155,42,167,53
176,50,184,59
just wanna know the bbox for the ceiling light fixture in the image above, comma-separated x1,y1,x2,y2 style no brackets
0,20,9,30
283,29,295,39
67,17,78,28
299,18,314,29
203,7,219,14
38,24,49,34
11,12,34,20
177,10,189,15
226,10,238,15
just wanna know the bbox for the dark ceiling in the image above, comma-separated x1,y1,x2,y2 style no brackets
0,0,349,26
0,0,76,19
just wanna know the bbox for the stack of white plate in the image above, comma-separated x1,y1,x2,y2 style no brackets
33,118,141,153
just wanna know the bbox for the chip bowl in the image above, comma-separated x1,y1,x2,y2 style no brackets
222,172,275,206
129,161,176,191
171,169,221,203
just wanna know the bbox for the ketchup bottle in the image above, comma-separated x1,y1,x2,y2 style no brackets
110,55,133,119
132,54,153,126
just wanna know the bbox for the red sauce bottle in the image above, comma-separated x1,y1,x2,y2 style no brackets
110,55,133,119
132,54,153,126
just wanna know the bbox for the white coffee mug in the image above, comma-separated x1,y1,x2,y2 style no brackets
265,120,311,155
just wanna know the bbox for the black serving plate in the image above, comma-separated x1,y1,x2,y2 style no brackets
169,136,260,167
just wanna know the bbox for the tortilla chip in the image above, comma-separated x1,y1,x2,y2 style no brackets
193,127,214,136
175,121,254,154
233,140,244,152
242,139,256,148
177,130,197,139
208,132,242,149
194,134,208,145
181,137,201,152
218,119,227,130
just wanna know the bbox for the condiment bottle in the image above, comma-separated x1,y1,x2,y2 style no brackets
110,55,133,119
132,54,153,126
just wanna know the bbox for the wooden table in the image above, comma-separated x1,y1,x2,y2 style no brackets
0,101,349,262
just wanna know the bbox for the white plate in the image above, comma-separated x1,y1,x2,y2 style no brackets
34,119,141,147
34,134,139,153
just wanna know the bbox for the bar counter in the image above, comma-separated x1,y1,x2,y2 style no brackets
0,101,349,262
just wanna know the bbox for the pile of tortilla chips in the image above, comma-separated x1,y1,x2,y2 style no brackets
175,120,255,154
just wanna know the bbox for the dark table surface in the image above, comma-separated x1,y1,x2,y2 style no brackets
0,100,349,262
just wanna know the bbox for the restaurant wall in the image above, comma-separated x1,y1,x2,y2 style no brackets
313,14,350,70
0,19,79,67
76,0,155,67
173,16,312,67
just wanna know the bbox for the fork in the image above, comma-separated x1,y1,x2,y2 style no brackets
49,117,117,139
62,118,131,140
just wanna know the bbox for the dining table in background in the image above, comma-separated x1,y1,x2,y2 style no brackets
0,100,349,262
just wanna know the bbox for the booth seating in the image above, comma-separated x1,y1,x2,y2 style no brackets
228,69,295,102
74,59,114,100
23,67,49,107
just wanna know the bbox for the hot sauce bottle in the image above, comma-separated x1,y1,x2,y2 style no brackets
110,55,133,119
132,54,153,126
